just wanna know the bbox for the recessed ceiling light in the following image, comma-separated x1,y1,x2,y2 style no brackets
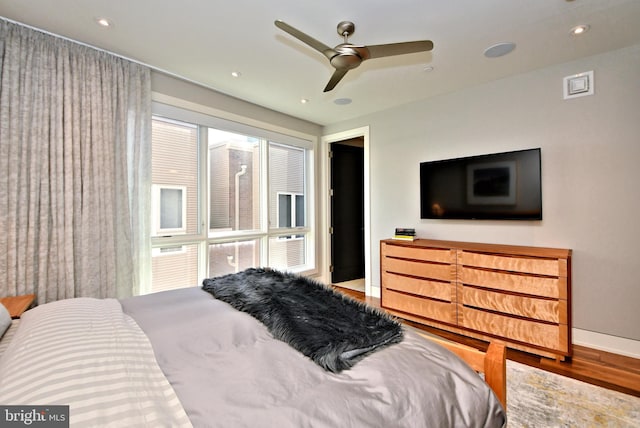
231,71,242,78
334,98,352,105
484,42,516,58
300,98,309,104
570,24,590,35
423,65,434,72
94,17,112,28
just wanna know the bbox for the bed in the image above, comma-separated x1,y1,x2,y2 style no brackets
0,269,506,427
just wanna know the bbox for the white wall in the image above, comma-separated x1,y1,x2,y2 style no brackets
323,44,640,353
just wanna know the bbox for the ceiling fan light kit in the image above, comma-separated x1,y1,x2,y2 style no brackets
275,20,433,92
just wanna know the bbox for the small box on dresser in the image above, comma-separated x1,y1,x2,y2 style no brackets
380,239,572,361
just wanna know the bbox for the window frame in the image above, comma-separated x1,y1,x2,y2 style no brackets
147,101,317,294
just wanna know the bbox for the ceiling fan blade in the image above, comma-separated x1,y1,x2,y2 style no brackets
275,20,334,58
366,40,433,59
324,68,349,92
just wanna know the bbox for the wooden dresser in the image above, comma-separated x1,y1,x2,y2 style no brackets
381,239,572,360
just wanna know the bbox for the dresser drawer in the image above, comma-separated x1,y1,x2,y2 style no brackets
460,307,568,353
382,243,454,264
382,257,454,282
459,267,567,299
382,271,453,302
460,286,565,323
382,289,457,324
459,251,567,277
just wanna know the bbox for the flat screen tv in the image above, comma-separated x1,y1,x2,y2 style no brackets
420,148,542,220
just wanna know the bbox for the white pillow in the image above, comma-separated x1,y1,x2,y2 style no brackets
0,304,11,338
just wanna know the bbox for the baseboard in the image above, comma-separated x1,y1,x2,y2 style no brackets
369,285,381,299
572,328,640,360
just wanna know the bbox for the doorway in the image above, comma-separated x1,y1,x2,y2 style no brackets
330,138,364,291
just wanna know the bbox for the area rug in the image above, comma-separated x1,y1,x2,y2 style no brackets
507,360,640,427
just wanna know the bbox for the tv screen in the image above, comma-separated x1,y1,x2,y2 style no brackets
420,148,542,220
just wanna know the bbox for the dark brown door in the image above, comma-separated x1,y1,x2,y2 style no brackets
330,142,364,283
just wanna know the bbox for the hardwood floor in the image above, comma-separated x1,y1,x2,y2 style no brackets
334,286,640,398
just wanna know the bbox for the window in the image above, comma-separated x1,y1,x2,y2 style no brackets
151,117,199,237
153,185,187,235
208,129,261,233
152,245,187,256
277,193,304,228
147,103,315,293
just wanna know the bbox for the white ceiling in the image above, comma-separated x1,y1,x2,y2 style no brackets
2,0,640,125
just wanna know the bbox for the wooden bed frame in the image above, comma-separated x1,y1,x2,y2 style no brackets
418,333,507,410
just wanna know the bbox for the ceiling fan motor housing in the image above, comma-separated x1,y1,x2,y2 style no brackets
330,44,370,69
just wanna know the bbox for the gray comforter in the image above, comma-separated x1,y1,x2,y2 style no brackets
122,287,506,428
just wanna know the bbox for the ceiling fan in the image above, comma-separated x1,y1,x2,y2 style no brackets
275,20,434,92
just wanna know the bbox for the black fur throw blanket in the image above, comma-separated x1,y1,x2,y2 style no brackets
202,268,404,373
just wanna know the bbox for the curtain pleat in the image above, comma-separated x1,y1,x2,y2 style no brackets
0,19,151,303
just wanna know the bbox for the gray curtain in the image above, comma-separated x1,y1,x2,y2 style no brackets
0,19,151,303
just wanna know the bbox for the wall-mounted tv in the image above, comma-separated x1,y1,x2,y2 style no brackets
420,148,542,220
